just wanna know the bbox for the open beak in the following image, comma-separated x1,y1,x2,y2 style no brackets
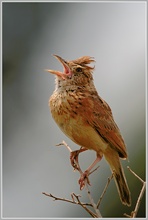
45,55,72,79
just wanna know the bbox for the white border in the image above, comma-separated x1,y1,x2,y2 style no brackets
1,1,147,219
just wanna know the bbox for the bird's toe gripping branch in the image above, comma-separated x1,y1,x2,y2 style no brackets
78,170,91,190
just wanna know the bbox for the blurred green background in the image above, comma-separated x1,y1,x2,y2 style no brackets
2,2,146,218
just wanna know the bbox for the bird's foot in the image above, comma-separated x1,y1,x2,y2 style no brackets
70,150,80,171
78,170,91,190
70,148,88,171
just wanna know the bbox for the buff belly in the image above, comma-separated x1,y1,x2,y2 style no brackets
51,107,108,154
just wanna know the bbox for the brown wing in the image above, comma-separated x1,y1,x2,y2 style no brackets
88,96,127,159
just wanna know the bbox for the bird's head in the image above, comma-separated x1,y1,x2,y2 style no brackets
46,55,95,88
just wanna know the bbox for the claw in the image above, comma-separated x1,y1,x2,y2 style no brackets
78,170,91,190
70,150,80,170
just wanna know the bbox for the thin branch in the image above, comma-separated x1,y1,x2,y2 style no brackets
124,213,132,218
127,166,144,183
97,173,114,208
56,140,72,153
42,192,97,217
124,166,146,218
42,192,92,206
72,193,97,218
131,182,146,218
42,192,80,205
85,183,102,217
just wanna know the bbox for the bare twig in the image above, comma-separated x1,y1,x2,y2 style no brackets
97,173,114,208
42,192,98,217
72,193,97,218
124,213,132,218
127,166,144,183
131,182,146,218
85,183,102,217
42,192,77,204
42,192,91,206
56,140,72,153
124,166,146,218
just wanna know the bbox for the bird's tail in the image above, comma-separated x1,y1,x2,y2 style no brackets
104,149,131,206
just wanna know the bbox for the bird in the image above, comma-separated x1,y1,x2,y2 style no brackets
46,54,131,206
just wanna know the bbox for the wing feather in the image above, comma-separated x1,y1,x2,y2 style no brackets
86,95,127,159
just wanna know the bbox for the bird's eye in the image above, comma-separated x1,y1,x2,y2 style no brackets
76,67,82,72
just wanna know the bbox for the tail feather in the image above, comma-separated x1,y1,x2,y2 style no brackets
104,149,131,206
113,166,131,206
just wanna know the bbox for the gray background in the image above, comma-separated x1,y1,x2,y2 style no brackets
2,2,146,218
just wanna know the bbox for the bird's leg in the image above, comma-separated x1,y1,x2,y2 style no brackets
79,154,103,190
70,147,88,171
